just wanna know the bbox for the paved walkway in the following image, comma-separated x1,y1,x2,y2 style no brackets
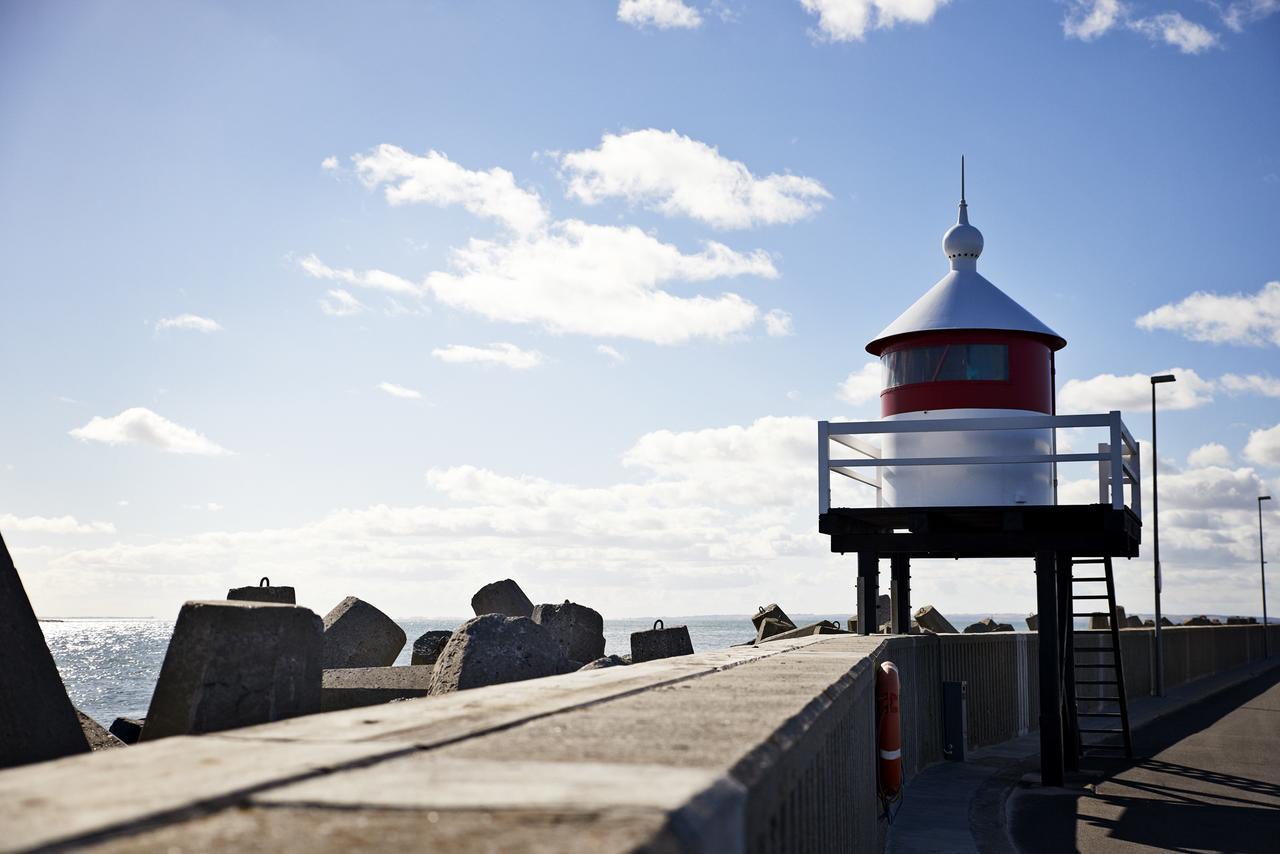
887,659,1280,854
1007,668,1280,853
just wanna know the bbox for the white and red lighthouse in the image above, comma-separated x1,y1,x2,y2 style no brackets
866,178,1066,508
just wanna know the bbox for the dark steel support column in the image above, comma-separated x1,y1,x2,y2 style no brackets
857,551,879,636
891,556,911,634
1057,552,1079,772
1036,549,1065,786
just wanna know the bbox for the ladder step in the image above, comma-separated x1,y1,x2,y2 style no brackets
1072,595,1110,600
1079,728,1124,734
1072,577,1109,582
1077,712,1124,717
1076,680,1119,685
1080,745,1129,753
1079,647,1116,653
1076,663,1117,668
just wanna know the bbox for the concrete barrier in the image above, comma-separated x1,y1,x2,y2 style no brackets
0,532,90,768
141,600,323,741
321,666,434,711
321,596,406,669
227,576,295,604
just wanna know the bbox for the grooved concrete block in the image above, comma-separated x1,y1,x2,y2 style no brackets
914,605,958,634
321,666,434,712
470,579,534,618
630,622,694,662
141,600,323,741
579,655,628,671
430,615,574,695
411,630,453,666
964,618,1012,633
1183,615,1213,626
227,577,295,604
0,532,90,769
1026,614,1039,631
1125,615,1144,628
77,711,124,750
877,594,891,628
109,717,144,745
532,601,605,665
751,604,794,632
322,597,406,669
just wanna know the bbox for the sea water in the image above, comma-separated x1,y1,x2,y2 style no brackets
44,612,1044,725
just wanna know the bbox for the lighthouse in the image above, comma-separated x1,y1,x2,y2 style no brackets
865,166,1066,508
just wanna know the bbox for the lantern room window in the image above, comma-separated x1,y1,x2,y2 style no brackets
882,343,1009,388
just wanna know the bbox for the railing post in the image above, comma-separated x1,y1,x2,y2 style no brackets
818,421,830,515
1109,413,1124,510
1036,549,1065,786
1098,443,1110,506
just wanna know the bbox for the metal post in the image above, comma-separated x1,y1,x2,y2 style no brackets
891,556,911,634
1056,552,1079,772
1036,549,1064,786
857,551,879,636
1150,375,1176,696
1261,496,1272,657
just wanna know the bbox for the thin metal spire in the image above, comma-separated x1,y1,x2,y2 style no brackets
957,155,969,225
961,155,966,203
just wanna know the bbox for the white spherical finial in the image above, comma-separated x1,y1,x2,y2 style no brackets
943,157,983,269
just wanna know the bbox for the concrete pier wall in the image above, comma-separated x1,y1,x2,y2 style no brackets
0,625,1275,853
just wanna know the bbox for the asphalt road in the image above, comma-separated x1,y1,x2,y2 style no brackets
1008,667,1280,854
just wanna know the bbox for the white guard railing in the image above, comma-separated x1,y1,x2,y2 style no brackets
818,411,1141,516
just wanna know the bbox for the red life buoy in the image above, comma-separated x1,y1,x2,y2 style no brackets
877,660,902,799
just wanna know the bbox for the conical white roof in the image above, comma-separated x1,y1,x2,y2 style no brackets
866,192,1065,354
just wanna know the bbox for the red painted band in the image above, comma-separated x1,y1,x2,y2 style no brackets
879,331,1052,417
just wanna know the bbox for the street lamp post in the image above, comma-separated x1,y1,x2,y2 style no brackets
1151,373,1176,696
1261,495,1272,658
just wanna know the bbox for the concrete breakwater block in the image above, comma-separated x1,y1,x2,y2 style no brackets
532,601,605,665
964,617,1013,633
0,532,90,769
630,620,694,662
227,576,295,604
77,710,125,750
141,600,323,741
411,630,453,666
321,666,434,712
756,617,793,643
751,603,794,632
470,578,534,618
322,597,406,669
1026,614,1038,631
430,614,573,694
109,717,144,745
578,655,628,670
914,605,958,634
758,620,847,644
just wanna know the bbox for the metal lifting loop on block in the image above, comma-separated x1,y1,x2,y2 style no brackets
259,577,270,587
653,619,663,631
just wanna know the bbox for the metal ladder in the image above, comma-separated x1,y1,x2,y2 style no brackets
1069,556,1134,759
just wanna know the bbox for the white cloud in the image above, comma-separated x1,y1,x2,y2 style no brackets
300,254,418,296
1058,368,1214,414
377,382,423,399
0,514,115,535
837,362,882,405
155,314,222,333
1220,373,1280,397
617,0,703,29
353,144,547,235
597,345,626,363
560,129,829,229
1063,0,1124,41
69,408,232,456
764,309,794,337
1129,12,1219,54
422,220,774,344
1244,424,1280,467
1137,282,1280,346
1221,0,1280,31
185,503,223,512
321,156,339,170
431,343,545,370
799,0,950,42
319,288,365,316
1188,442,1231,468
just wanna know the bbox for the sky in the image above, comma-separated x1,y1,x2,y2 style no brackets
1,0,1278,622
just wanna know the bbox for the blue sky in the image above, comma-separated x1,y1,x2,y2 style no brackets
2,0,1277,621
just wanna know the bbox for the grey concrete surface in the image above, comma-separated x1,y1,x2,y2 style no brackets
532,600,606,664
470,578,535,618
429,614,574,694
1008,667,1280,854
321,596,406,669
630,621,695,662
320,665,434,711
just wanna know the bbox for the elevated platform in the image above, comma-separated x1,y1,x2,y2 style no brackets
819,503,1142,559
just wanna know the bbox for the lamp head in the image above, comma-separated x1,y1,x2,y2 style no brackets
1151,374,1177,385
1262,495,1273,502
